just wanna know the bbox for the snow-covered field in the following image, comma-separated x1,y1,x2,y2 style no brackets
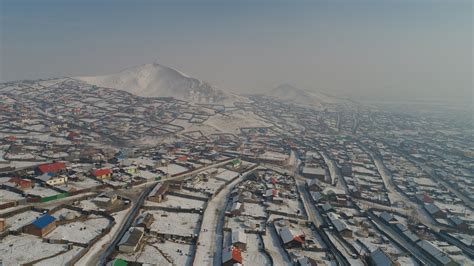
144,194,205,210
261,226,291,266
157,164,189,176
0,189,25,203
204,110,270,134
56,178,101,191
115,241,170,265
241,202,267,218
35,246,84,266
6,210,43,231
26,186,59,197
267,198,304,217
188,178,226,195
0,234,67,265
149,210,201,237
243,233,272,266
155,241,195,266
48,215,111,244
215,168,240,182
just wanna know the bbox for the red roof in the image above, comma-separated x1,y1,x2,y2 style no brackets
270,177,278,184
6,136,16,142
177,155,188,162
272,189,278,197
293,235,305,244
423,193,434,203
38,162,66,174
231,247,243,264
92,168,112,177
67,131,79,140
8,177,32,188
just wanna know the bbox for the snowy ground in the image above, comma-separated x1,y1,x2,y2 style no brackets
155,240,195,266
48,215,111,244
75,208,130,265
148,210,201,237
158,164,189,176
261,226,292,266
267,198,305,217
26,186,59,197
214,168,240,182
51,208,82,220
35,246,84,266
204,110,271,134
193,172,244,265
242,233,272,265
115,241,170,265
188,178,226,195
56,178,102,191
225,216,266,232
0,188,25,203
241,202,267,218
6,210,43,231
144,194,205,210
0,234,67,265
77,199,101,211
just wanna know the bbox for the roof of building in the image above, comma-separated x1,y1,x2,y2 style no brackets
310,192,323,202
380,211,397,223
119,227,144,247
8,177,32,187
370,248,394,266
231,230,247,244
322,202,333,212
31,214,56,229
149,182,169,197
92,168,112,177
332,219,350,233
280,227,304,244
38,162,66,174
135,213,154,227
449,216,466,226
222,246,243,264
402,230,420,243
424,203,442,214
417,240,453,265
302,167,326,176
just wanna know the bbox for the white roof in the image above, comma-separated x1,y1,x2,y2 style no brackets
231,230,247,244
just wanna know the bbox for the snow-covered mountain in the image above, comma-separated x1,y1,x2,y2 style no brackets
268,83,344,107
75,62,243,104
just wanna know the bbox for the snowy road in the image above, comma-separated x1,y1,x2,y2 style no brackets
193,171,249,265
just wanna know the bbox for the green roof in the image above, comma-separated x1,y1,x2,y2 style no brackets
113,259,128,266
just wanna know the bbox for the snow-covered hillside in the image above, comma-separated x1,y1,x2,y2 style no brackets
75,63,244,105
268,83,345,107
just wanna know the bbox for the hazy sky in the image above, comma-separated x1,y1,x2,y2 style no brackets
1,0,472,102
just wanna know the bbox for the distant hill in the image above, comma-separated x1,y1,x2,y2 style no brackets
268,83,346,107
75,62,244,105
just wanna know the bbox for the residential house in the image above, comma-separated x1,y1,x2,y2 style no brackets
222,246,243,266
279,227,305,248
368,248,394,266
134,212,154,231
424,203,447,219
148,183,169,203
23,214,57,237
92,168,112,180
231,230,247,251
37,162,66,175
38,174,68,186
8,177,34,190
301,167,327,181
118,227,144,253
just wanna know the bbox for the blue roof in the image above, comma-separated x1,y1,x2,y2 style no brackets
32,214,56,229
